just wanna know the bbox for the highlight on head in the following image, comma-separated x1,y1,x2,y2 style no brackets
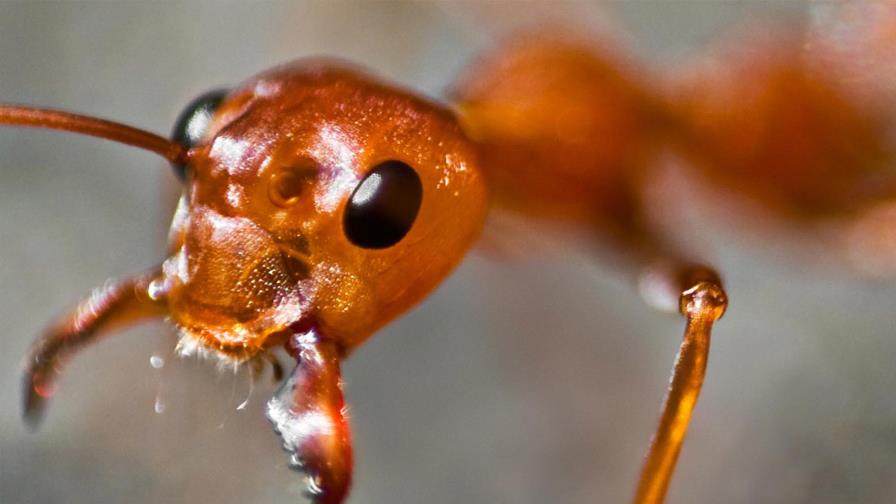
158,62,490,354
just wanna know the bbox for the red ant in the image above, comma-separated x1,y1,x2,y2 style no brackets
4,8,895,504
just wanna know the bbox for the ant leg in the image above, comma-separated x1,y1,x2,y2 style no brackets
266,328,352,504
632,265,727,504
22,270,166,428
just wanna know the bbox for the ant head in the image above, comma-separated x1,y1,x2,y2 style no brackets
161,62,489,360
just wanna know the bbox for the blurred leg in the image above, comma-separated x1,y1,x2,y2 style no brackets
633,265,727,504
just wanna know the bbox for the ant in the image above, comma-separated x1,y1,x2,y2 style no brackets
3,8,894,504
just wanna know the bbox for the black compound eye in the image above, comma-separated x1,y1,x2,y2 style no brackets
344,160,423,249
170,88,229,180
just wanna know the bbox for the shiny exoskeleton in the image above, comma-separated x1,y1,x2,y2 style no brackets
5,12,895,504
7,63,488,504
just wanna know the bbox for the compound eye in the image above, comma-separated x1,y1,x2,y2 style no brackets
170,88,229,180
344,160,423,249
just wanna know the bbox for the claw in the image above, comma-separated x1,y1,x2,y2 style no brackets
22,354,55,429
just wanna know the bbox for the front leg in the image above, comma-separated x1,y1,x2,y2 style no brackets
22,270,166,427
266,328,353,504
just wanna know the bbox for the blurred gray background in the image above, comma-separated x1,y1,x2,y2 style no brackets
2,2,896,503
